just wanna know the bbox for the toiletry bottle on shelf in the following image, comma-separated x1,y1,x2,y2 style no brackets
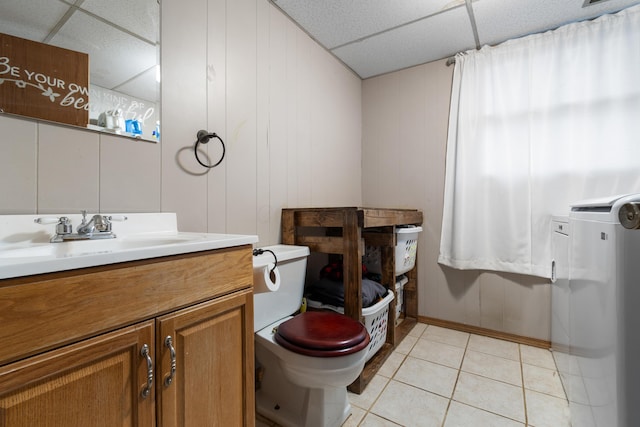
152,121,160,140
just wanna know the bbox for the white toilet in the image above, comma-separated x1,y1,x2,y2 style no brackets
252,245,370,427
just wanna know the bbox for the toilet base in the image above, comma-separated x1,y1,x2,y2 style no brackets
256,341,353,427
256,388,351,427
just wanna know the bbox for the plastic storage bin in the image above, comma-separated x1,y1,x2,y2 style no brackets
395,275,409,323
365,226,422,276
306,289,394,362
362,290,394,362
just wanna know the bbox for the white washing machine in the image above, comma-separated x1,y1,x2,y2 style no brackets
568,193,640,427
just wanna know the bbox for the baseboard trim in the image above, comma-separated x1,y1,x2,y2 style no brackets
418,316,551,349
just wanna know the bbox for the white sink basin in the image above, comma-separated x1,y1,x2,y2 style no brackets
0,213,258,279
60,232,209,252
0,235,199,259
0,245,55,259
121,234,204,246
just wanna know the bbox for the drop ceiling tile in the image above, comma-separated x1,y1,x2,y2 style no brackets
0,0,69,42
273,0,467,49
80,0,159,44
332,7,475,78
116,66,159,103
49,11,157,91
473,0,640,47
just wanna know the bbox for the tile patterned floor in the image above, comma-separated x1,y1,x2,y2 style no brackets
257,322,571,427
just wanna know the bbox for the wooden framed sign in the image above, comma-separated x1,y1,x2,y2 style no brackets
0,32,89,127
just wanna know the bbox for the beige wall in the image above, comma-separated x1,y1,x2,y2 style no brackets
0,0,362,248
0,0,551,341
161,0,362,242
0,117,162,215
362,60,550,341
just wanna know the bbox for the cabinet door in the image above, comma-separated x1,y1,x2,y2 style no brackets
0,320,155,427
157,289,255,427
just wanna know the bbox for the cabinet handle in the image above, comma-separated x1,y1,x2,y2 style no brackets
140,344,153,399
164,335,177,387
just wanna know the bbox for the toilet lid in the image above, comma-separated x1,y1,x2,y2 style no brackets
274,311,370,357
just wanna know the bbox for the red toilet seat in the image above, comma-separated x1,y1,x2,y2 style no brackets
274,311,370,357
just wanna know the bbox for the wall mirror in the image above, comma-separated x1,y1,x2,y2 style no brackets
0,0,160,142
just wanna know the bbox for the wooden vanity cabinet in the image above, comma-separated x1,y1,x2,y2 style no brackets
0,246,255,427
158,290,254,426
0,320,156,426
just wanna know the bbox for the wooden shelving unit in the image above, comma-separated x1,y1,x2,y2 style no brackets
281,207,423,393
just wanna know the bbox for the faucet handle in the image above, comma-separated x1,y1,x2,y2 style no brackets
34,216,62,225
80,210,89,225
93,214,127,232
56,217,73,235
35,216,72,235
98,215,127,233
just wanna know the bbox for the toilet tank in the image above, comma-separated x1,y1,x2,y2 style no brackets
252,244,310,331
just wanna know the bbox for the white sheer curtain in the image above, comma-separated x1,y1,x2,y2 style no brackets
439,5,640,278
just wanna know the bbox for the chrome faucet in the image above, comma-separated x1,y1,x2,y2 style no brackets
77,210,113,235
35,211,127,242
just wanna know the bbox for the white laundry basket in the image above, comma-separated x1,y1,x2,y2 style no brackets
306,289,394,362
362,290,394,362
395,275,409,323
365,226,422,276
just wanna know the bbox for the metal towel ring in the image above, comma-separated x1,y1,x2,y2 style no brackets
194,130,226,168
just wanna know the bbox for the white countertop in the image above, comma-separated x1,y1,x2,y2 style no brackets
0,213,258,280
